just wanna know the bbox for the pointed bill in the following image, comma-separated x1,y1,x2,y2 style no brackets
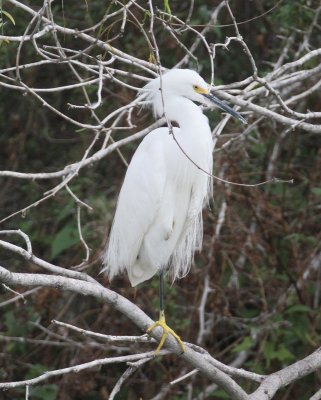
203,93,247,124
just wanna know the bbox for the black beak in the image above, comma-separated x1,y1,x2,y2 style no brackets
203,93,247,124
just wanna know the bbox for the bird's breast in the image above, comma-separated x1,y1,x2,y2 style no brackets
166,127,213,179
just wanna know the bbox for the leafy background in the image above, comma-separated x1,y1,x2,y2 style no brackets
0,0,320,399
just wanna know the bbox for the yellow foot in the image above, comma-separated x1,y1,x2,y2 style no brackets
147,310,185,354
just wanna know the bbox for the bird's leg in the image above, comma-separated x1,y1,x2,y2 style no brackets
146,270,185,354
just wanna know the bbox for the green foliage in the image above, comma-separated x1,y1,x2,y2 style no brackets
26,364,52,379
50,224,80,259
272,0,314,32
262,342,295,368
0,7,15,45
311,187,321,196
48,198,83,261
4,310,26,337
4,306,40,354
0,9,15,26
21,366,59,400
4,307,39,337
163,0,171,15
232,336,254,352
29,385,58,400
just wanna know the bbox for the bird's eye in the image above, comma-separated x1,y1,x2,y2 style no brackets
193,85,208,95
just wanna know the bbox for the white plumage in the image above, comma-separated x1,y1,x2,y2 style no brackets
102,69,244,286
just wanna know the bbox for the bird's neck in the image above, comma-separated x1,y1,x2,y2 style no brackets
162,97,209,133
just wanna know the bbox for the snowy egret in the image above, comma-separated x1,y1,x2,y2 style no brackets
102,69,246,353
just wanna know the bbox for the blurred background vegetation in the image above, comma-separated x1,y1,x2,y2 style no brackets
0,0,321,399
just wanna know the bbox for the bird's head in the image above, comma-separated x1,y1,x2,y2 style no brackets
139,69,246,124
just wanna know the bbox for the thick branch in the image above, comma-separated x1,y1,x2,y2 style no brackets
0,266,248,400
249,347,321,400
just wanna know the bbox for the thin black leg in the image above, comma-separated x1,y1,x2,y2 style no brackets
159,269,165,314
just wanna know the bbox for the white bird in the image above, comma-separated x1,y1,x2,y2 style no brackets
102,69,245,352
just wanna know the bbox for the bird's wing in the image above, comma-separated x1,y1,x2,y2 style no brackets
102,129,167,280
169,162,213,281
